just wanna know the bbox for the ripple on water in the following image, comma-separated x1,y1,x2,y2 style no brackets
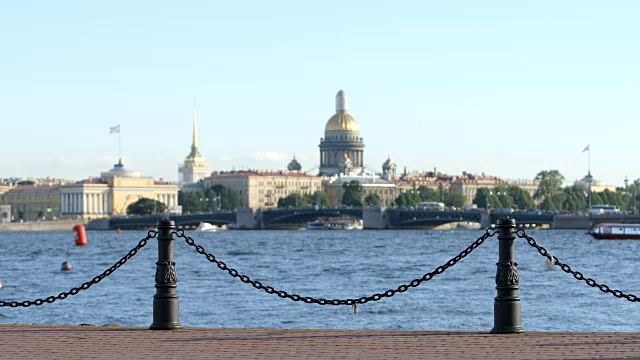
1,229,639,332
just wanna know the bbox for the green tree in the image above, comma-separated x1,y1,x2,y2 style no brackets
539,197,556,211
220,188,242,210
508,186,536,210
560,185,592,211
395,190,421,207
305,191,329,207
444,193,466,208
127,198,166,215
37,210,44,219
18,211,24,220
17,180,35,186
473,188,506,209
364,193,381,206
342,180,364,206
178,190,206,213
278,193,309,208
473,188,491,209
417,186,439,202
534,170,565,202
437,183,446,203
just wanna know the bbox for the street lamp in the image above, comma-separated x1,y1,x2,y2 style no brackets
625,176,629,213
585,172,593,212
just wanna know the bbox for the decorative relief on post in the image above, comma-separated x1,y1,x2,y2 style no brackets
495,261,519,286
156,261,177,284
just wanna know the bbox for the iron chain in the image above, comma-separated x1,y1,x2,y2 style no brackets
515,228,640,302
175,228,496,307
0,231,157,308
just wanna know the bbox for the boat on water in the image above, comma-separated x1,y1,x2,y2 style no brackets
589,223,640,240
305,218,363,230
196,222,222,232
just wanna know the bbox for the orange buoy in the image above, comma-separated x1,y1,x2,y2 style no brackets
73,224,87,246
116,228,121,234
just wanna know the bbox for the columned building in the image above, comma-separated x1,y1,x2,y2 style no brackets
318,90,365,176
178,103,212,184
60,160,180,220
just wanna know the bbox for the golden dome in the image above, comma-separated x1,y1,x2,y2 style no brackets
325,111,359,132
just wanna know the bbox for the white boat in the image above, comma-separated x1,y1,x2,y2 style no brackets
589,223,640,240
196,222,219,232
305,218,363,230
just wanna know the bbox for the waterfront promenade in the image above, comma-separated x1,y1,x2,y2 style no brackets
1,325,639,359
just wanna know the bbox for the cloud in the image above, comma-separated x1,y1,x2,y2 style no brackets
251,151,286,162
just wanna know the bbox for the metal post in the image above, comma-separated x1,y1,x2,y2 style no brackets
150,218,182,330
491,217,524,334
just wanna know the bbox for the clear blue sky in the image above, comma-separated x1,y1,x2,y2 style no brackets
1,1,638,187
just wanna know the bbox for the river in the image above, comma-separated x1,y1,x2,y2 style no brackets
0,228,638,332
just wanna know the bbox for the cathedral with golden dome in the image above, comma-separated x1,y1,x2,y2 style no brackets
318,90,365,176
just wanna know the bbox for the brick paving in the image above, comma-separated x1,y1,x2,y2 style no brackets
0,325,639,359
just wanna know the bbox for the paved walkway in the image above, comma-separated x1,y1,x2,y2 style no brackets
0,325,639,359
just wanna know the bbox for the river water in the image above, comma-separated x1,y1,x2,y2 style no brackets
0,229,638,332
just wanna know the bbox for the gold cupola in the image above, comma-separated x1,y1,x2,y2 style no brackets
324,90,359,133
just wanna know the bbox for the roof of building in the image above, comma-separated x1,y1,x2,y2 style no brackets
325,111,359,132
100,160,141,179
210,170,319,178
7,184,61,192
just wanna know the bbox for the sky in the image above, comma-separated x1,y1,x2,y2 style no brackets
1,1,639,187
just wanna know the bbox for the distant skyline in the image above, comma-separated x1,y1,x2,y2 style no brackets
1,1,639,187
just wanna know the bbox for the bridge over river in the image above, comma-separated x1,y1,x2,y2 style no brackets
105,207,572,230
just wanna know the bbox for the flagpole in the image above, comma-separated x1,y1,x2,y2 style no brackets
119,128,122,162
585,145,592,212
587,146,591,176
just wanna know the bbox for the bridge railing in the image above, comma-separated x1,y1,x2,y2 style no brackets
2,217,638,333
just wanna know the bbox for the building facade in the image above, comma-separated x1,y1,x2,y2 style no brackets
1,185,61,221
322,175,398,207
203,170,323,209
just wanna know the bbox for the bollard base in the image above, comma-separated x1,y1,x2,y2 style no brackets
490,325,524,334
491,297,524,334
149,322,183,331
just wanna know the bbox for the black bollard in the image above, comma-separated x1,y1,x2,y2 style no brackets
150,218,182,330
490,217,524,334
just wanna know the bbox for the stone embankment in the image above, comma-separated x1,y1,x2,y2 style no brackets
0,219,84,232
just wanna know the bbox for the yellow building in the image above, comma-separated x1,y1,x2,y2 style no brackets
60,160,180,220
1,184,61,221
203,170,322,209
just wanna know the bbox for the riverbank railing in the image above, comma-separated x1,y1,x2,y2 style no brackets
2,217,639,333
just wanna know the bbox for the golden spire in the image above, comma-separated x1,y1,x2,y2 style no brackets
192,99,199,149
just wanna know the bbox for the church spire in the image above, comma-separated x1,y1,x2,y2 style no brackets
192,99,199,149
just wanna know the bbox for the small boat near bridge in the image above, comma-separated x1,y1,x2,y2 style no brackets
589,223,640,240
305,218,363,230
195,222,226,232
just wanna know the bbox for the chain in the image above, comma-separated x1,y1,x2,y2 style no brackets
175,228,496,307
515,228,640,302
0,231,157,308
